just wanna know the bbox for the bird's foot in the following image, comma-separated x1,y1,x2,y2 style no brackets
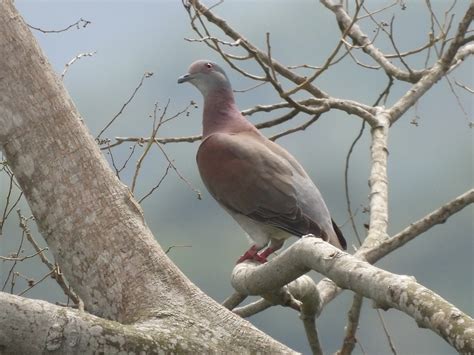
252,253,268,263
236,245,277,264
236,245,260,263
253,246,276,263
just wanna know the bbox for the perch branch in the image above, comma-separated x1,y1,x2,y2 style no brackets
231,237,474,353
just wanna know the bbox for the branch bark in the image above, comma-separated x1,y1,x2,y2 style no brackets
0,292,162,353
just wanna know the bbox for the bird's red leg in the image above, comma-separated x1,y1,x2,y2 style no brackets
252,247,274,263
254,239,284,263
237,245,261,263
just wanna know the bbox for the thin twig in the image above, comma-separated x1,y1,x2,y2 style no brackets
338,294,364,355
17,269,55,296
131,100,170,193
375,308,398,354
454,79,474,93
96,72,154,139
0,247,48,262
164,244,192,254
2,227,25,292
444,75,470,123
344,120,366,245
154,143,202,200
233,81,266,93
185,36,242,47
138,162,172,204
270,115,321,141
16,210,81,305
387,16,414,75
61,51,96,80
119,144,138,172
27,18,91,34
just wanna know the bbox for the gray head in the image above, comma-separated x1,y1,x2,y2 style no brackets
177,60,231,97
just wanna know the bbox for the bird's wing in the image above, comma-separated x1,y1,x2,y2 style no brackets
196,131,326,240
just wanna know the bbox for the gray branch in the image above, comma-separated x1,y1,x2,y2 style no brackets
231,237,474,353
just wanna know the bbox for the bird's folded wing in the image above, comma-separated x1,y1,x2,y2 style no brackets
197,132,324,239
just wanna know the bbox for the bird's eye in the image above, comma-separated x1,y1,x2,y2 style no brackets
206,62,213,69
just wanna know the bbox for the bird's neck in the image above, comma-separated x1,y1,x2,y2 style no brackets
202,87,255,138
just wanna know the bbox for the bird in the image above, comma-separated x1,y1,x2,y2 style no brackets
178,60,346,263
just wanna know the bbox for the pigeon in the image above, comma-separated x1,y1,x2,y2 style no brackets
178,60,346,263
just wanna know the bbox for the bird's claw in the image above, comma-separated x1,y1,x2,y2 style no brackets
236,252,268,264
252,253,268,263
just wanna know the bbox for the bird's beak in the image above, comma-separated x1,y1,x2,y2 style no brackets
177,73,192,84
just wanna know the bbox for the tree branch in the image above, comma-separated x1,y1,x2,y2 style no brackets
231,238,474,353
362,108,391,248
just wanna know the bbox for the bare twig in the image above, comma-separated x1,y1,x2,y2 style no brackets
387,16,414,75
356,0,399,21
233,81,267,93
2,227,25,292
115,143,138,178
375,308,398,354
96,72,154,139
16,211,81,305
164,244,192,254
61,51,96,80
443,75,470,123
0,163,23,233
138,162,172,204
270,115,321,141
185,36,242,47
131,100,170,193
454,79,474,93
337,294,363,355
27,18,91,34
344,120,366,245
0,247,48,262
105,143,121,178
17,269,55,296
154,143,202,200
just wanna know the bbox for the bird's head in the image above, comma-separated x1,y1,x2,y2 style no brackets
178,60,231,97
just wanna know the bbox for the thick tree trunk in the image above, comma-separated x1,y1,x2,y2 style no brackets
0,1,293,353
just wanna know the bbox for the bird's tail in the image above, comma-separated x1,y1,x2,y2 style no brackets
331,219,347,250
